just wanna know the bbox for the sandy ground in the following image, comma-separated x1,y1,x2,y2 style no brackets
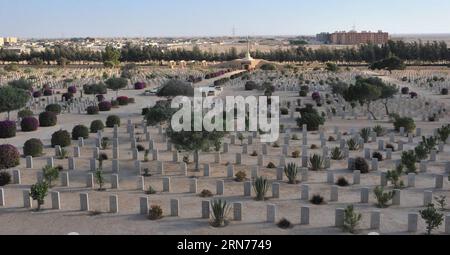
1,69,449,235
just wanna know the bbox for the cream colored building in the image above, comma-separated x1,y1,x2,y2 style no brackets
0,38,4,46
4,37,18,44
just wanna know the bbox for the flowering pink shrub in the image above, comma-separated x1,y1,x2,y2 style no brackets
98,101,112,111
134,82,146,90
43,89,53,96
68,86,77,94
0,144,20,170
33,91,42,98
96,94,105,102
21,117,39,132
0,121,16,138
117,96,129,106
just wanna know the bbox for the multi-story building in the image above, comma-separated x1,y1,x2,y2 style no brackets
316,33,331,43
0,38,4,46
330,30,388,45
4,37,18,45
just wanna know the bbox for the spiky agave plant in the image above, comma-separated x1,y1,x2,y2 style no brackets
284,163,299,184
373,125,385,137
331,147,344,160
253,177,269,201
360,128,371,143
309,154,324,171
210,199,231,227
347,138,360,151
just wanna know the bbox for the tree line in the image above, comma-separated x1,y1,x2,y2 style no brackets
1,40,449,64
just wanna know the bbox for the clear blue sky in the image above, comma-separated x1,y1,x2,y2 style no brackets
1,0,449,38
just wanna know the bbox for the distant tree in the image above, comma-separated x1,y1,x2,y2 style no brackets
145,101,176,126
103,46,121,68
0,86,30,120
8,78,33,91
370,56,406,73
325,62,339,72
30,181,49,211
156,80,194,98
105,77,128,97
344,79,381,120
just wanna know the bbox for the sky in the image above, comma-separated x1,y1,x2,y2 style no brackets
1,0,450,38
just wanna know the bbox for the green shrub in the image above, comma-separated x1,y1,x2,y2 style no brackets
18,109,34,119
393,117,416,133
331,147,344,160
0,144,20,170
51,130,71,148
30,181,49,211
296,112,325,131
72,125,89,140
86,106,99,115
42,165,59,187
343,205,362,234
39,111,57,127
0,171,12,186
347,138,360,151
372,151,383,161
148,205,163,220
299,90,307,97
360,128,371,143
234,171,247,182
420,204,444,235
310,194,325,205
401,150,417,173
354,157,369,173
45,104,62,115
373,125,385,137
106,115,121,128
309,154,324,171
374,186,394,208
200,189,213,198
23,138,44,157
90,120,105,133
336,177,350,187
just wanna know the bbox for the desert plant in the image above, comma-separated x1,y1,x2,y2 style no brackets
267,162,276,169
148,205,163,220
30,181,49,211
436,124,450,143
94,170,106,191
292,150,300,158
200,189,213,198
284,163,299,184
106,115,121,128
360,128,371,143
347,138,360,151
56,147,68,159
0,144,20,170
98,101,112,111
20,117,39,132
145,186,157,195
250,150,258,157
342,205,362,234
421,136,438,153
292,134,299,140
331,147,344,160
253,177,269,201
310,144,318,149
309,154,324,171
277,218,293,229
296,111,325,131
210,199,231,228
39,111,57,127
51,130,71,148
90,120,105,133
23,138,44,157
414,143,429,161
393,117,416,133
374,186,394,208
401,151,417,174
142,168,151,177
235,171,247,182
372,151,383,161
373,125,385,137
434,195,447,211
86,105,99,115
386,143,395,151
336,177,350,187
18,109,34,119
386,165,405,189
328,136,336,142
420,204,444,235
42,165,59,187
237,133,244,145
354,157,369,173
310,194,325,205
100,137,110,150
0,171,12,186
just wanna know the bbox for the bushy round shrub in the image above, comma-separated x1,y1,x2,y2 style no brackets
409,92,418,99
43,89,53,96
18,109,34,119
106,115,121,128
45,104,62,114
245,81,257,91
280,108,289,115
68,86,77,94
134,82,146,90
142,107,150,116
23,138,44,157
86,106,99,115
21,117,39,132
372,151,383,162
401,87,410,95
96,94,105,102
62,92,74,101
0,171,12,186
128,97,135,104
39,111,57,127
111,100,119,107
311,92,321,101
72,125,89,140
297,113,325,131
299,90,307,97
393,117,416,133
51,130,71,148
0,120,16,138
117,96,129,106
33,91,42,98
354,157,369,173
442,88,449,95
98,101,112,111
0,144,20,170
90,120,105,133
